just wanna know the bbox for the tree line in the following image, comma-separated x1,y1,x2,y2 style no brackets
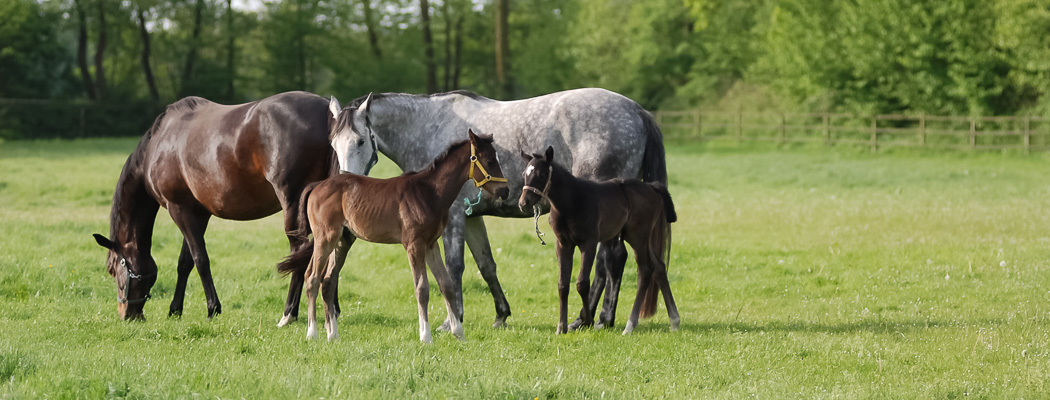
3,0,1050,117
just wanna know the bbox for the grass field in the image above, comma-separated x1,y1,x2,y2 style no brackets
1,138,1049,398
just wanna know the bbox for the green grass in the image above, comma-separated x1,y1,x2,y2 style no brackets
1,138,1049,398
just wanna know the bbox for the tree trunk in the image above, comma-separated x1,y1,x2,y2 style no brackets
94,0,108,100
73,0,96,100
136,7,160,101
420,0,437,94
226,0,235,99
494,0,513,99
361,0,382,59
296,0,307,89
442,0,451,91
180,0,205,97
452,14,463,89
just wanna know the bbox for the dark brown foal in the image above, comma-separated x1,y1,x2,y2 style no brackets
518,146,680,335
278,130,509,342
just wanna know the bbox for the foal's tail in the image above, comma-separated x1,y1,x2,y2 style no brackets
639,185,676,319
278,182,321,277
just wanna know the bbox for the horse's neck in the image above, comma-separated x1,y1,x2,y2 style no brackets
372,96,463,171
110,163,160,254
416,143,471,208
546,164,579,212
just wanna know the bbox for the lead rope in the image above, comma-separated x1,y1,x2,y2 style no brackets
464,191,482,216
531,204,546,245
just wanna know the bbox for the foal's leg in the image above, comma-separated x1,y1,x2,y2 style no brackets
168,240,194,317
623,242,654,336
322,237,353,341
596,238,628,329
305,234,336,340
406,242,433,343
436,210,468,332
570,242,599,331
425,243,465,341
168,206,221,318
651,247,680,331
464,217,512,328
555,240,576,334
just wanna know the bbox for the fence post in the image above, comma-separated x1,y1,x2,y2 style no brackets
736,109,743,145
823,113,830,146
970,116,976,150
870,116,877,153
1024,115,1031,155
693,109,701,139
919,112,926,148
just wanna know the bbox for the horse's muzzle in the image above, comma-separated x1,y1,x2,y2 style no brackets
495,187,509,201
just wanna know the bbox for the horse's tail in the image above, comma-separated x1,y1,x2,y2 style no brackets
639,110,668,185
278,182,320,276
639,184,675,319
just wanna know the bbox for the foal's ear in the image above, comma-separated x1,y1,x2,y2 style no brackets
93,233,116,251
544,146,554,161
520,150,532,161
468,129,478,143
328,96,341,119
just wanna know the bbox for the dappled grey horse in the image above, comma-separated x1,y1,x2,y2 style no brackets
317,88,667,330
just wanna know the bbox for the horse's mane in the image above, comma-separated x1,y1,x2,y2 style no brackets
107,112,163,239
347,90,489,109
401,139,471,178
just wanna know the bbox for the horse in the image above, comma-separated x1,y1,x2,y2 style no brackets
276,130,509,342
91,91,377,320
327,88,667,331
518,146,680,334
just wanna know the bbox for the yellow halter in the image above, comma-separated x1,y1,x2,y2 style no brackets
468,142,507,187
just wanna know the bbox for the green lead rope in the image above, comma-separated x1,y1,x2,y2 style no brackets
464,191,483,216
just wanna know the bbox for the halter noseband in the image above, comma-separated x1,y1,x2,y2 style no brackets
468,142,508,187
521,164,553,201
117,258,154,305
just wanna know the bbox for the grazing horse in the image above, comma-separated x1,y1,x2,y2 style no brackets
327,88,667,331
277,130,509,342
518,147,680,335
92,91,377,320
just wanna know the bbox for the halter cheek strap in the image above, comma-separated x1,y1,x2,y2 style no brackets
468,143,508,187
117,260,154,305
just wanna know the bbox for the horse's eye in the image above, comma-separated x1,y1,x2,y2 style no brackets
357,139,364,146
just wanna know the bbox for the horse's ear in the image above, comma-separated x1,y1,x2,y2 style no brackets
520,150,532,161
359,92,374,112
329,96,341,119
93,233,116,251
544,146,554,161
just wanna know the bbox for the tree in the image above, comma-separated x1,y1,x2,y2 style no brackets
494,0,513,98
420,0,438,93
94,0,109,99
72,0,97,99
179,0,206,97
361,0,382,59
135,4,160,101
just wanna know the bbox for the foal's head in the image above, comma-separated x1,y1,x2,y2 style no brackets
467,129,510,201
92,234,158,320
517,146,555,211
328,94,379,175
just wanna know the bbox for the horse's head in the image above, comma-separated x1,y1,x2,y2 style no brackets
92,233,158,320
518,146,554,211
468,129,509,201
328,94,379,176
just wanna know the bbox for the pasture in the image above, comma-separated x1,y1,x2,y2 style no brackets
1,138,1049,398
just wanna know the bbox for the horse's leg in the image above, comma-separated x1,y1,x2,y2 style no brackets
436,210,467,332
464,217,512,328
278,190,307,327
305,233,336,340
425,243,465,341
652,247,680,332
623,241,653,336
596,238,628,329
406,242,432,343
169,207,220,318
322,236,353,341
555,240,575,334
570,241,599,331
168,239,194,317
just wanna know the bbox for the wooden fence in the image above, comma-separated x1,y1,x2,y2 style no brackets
654,110,1050,153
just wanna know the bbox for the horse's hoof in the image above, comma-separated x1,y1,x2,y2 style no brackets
568,318,592,331
435,319,452,332
306,328,318,340
327,332,339,341
492,317,508,329
277,314,297,328
622,321,636,336
420,334,433,344
670,318,681,332
207,306,222,319
168,309,183,318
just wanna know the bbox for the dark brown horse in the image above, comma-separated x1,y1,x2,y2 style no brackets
278,130,509,342
92,91,377,320
518,146,680,335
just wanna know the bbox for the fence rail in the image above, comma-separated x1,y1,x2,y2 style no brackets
654,110,1050,153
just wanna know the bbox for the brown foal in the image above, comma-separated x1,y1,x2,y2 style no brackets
279,130,509,342
518,146,680,335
